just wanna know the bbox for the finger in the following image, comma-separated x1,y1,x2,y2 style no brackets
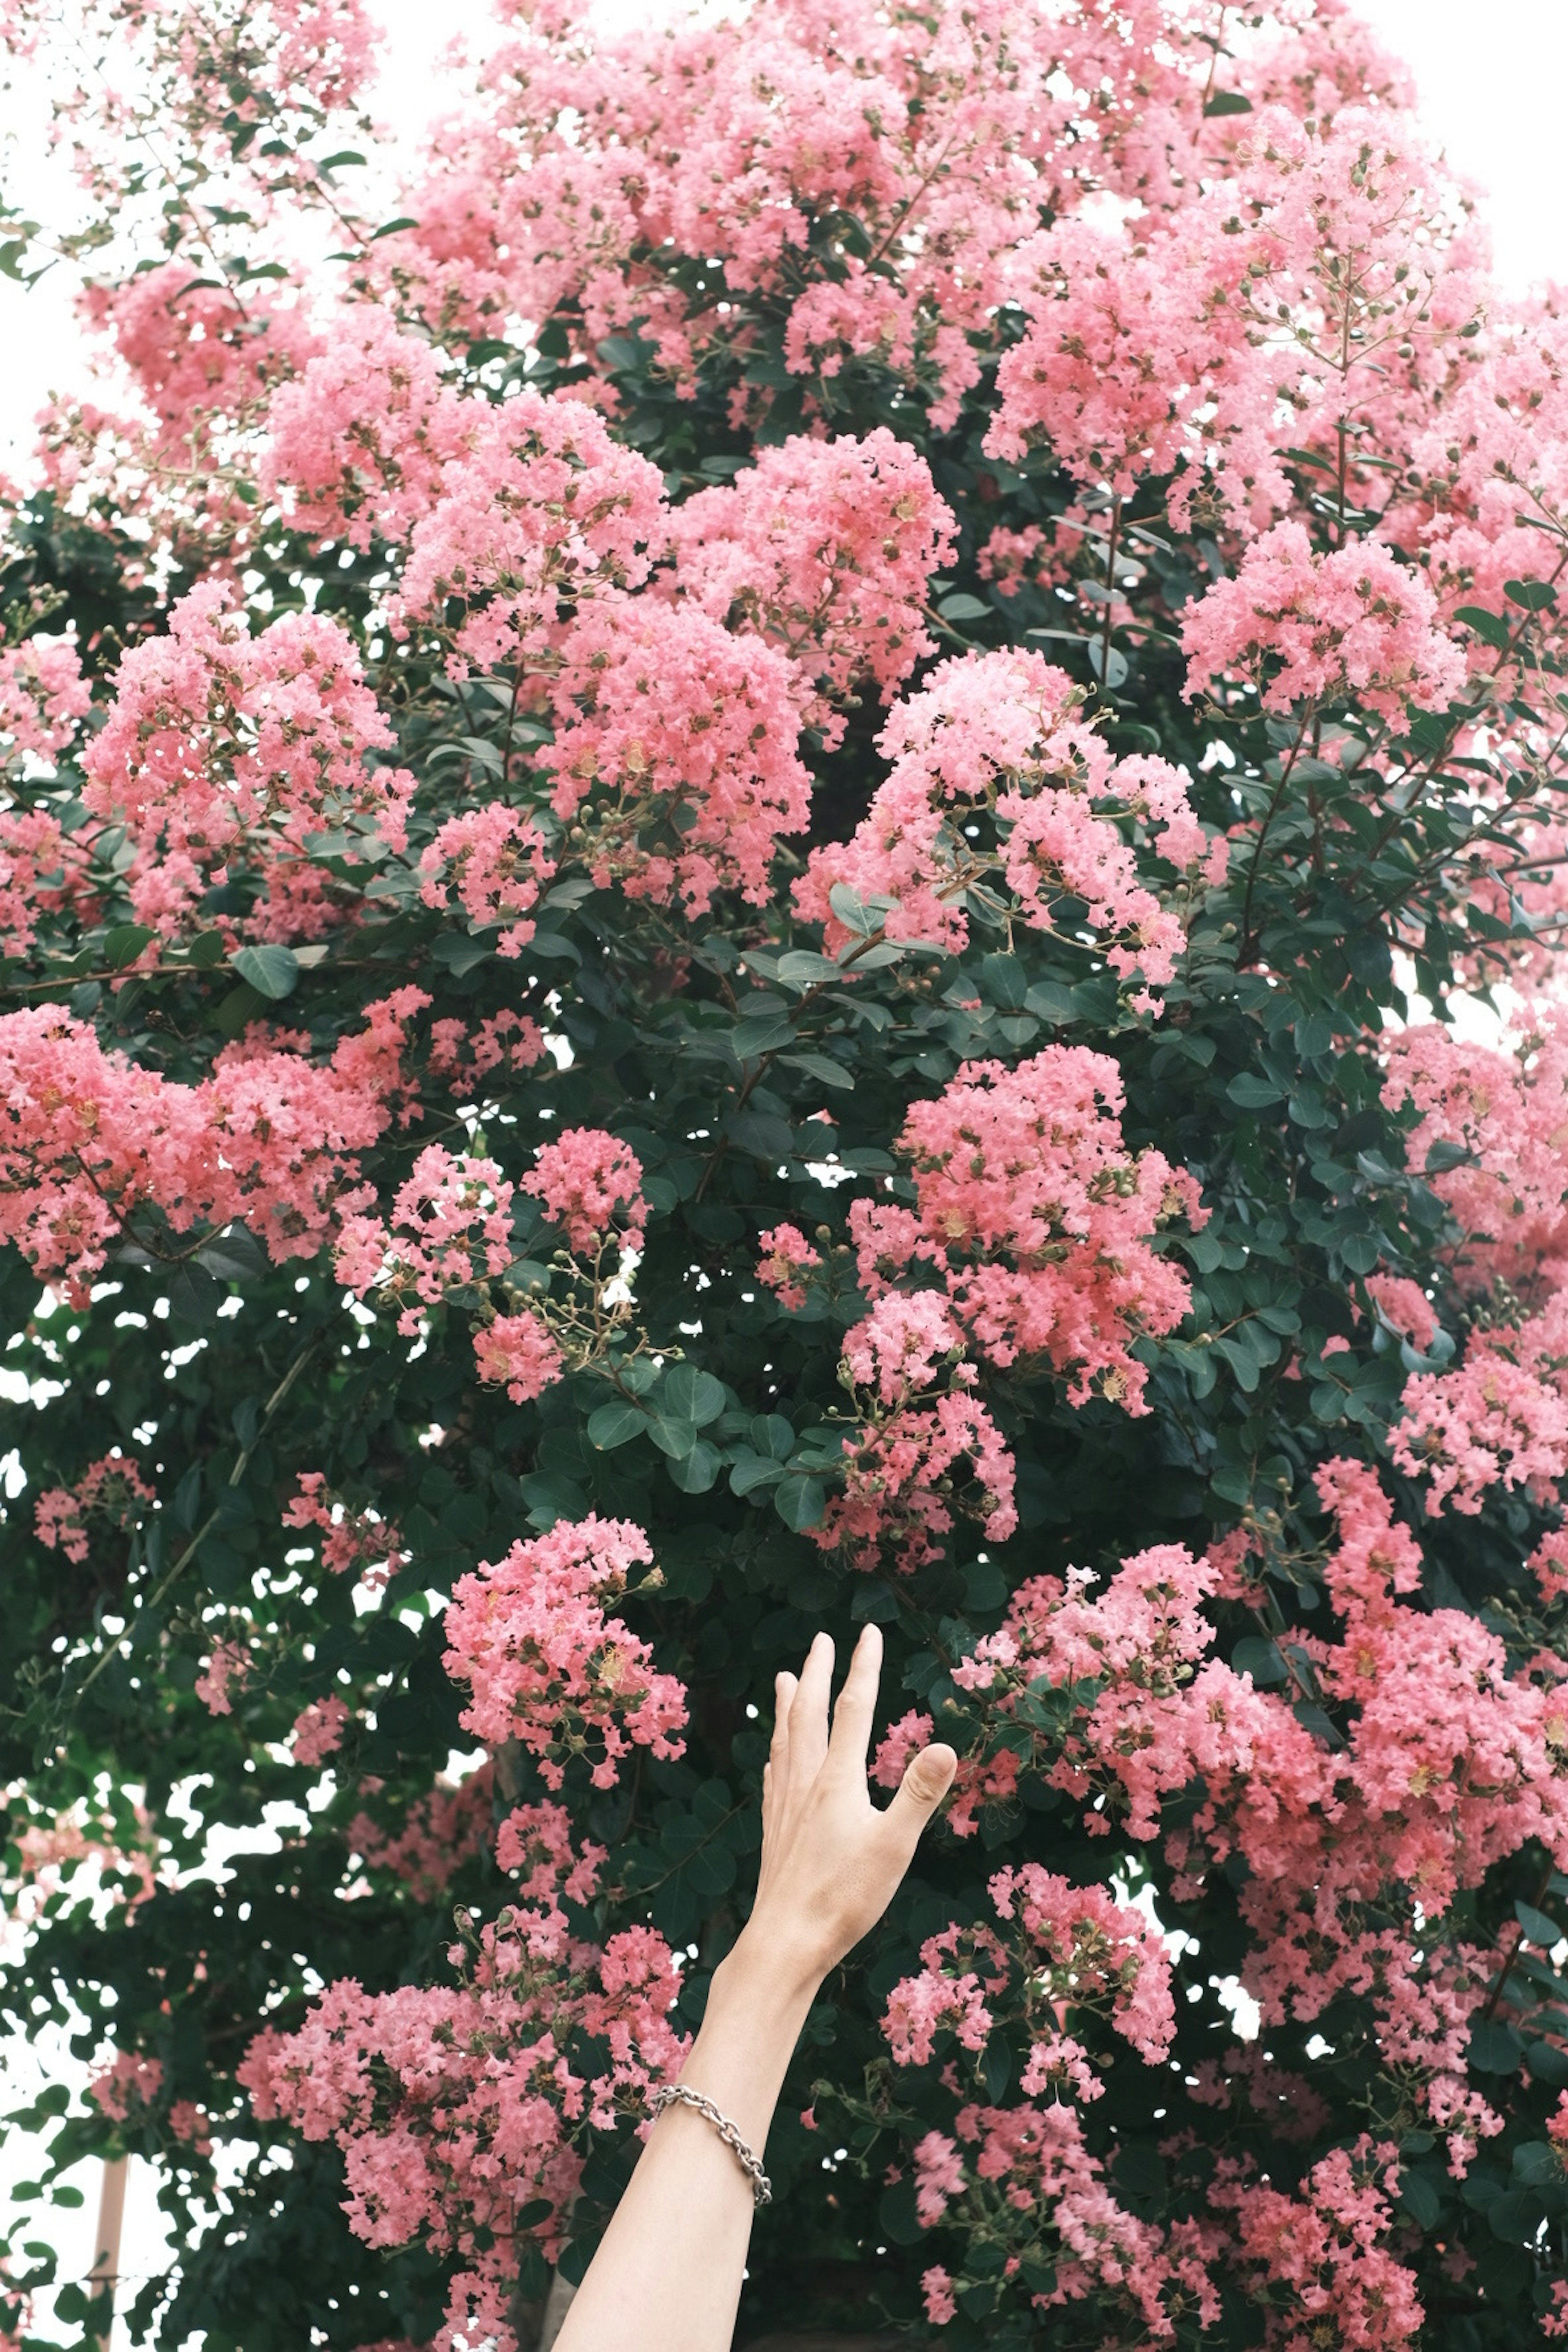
768,1670,797,1802
791,1630,835,1782
827,1622,882,1778
881,1742,958,1863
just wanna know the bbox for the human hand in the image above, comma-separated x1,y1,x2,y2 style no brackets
729,1624,956,1997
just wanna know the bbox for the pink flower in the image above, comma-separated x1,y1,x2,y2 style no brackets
419,804,556,957
195,1642,252,1719
262,308,471,550
542,595,811,913
443,1517,687,1790
283,1473,407,1588
795,648,1211,991
291,1695,350,1766
922,2267,957,2327
472,1312,564,1405
83,581,414,942
755,1223,822,1311
668,430,955,745
523,1129,646,1257
33,1453,154,1566
912,2133,967,2228
89,2052,164,2121
394,389,665,674
1182,521,1465,733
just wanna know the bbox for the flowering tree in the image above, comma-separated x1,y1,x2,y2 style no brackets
9,0,1568,2344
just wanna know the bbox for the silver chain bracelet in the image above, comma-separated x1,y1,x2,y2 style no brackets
648,2084,773,2207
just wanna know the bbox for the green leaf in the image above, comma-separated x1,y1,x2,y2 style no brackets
1203,89,1253,114
1487,2187,1546,2244
1397,2170,1442,2230
195,1225,267,1284
778,1049,855,1089
432,931,493,977
1227,1072,1285,1109
1526,2039,1568,2086
729,1451,787,1497
774,1474,827,1532
368,216,420,240
102,922,156,969
1467,2020,1523,2074
647,1414,699,1459
730,1013,797,1059
1505,578,1558,612
168,1263,224,1328
586,1401,650,1451
1231,1635,1287,1685
662,1365,726,1426
1516,1900,1563,1950
1454,604,1513,652
666,1440,722,1493
229,943,301,1000
937,591,991,621
827,882,874,936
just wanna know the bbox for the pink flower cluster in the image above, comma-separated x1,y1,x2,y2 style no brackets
885,1865,1174,2076
522,1128,647,1258
282,1472,407,1590
667,430,955,744
1210,2143,1422,2352
336,1143,515,1336
394,389,665,675
418,804,556,958
0,804,99,959
347,1765,496,1906
1182,522,1466,733
240,1809,684,2352
89,2050,165,2121
881,1462,1568,2169
542,595,811,914
82,581,414,943
83,261,320,451
33,1451,154,1564
261,310,470,551
795,650,1220,993
1380,1014,1568,1509
876,1045,1201,1408
292,1694,351,1767
909,2098,1212,2342
0,633,90,769
442,1515,688,1791
755,1222,822,1312
0,993,423,1297
802,1047,1199,1571
195,1641,252,1719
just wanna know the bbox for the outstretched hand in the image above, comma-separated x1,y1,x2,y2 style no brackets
738,1623,957,1992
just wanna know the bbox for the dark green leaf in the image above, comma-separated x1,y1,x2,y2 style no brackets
102,922,156,969
774,1474,827,1532
586,1402,650,1451
229,943,301,1000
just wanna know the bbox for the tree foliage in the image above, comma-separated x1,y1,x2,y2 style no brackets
5,2,1568,2347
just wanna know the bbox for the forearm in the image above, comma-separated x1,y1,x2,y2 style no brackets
552,1937,820,2352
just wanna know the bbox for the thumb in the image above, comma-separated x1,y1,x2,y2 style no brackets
883,1741,958,1858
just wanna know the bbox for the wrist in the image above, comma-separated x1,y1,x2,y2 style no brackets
708,1926,824,2023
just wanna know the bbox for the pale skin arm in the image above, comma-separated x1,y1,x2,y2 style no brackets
551,1622,958,2352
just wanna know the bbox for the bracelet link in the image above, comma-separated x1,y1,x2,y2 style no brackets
648,2083,773,2208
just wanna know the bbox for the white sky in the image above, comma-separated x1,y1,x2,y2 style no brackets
1,0,1565,2341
